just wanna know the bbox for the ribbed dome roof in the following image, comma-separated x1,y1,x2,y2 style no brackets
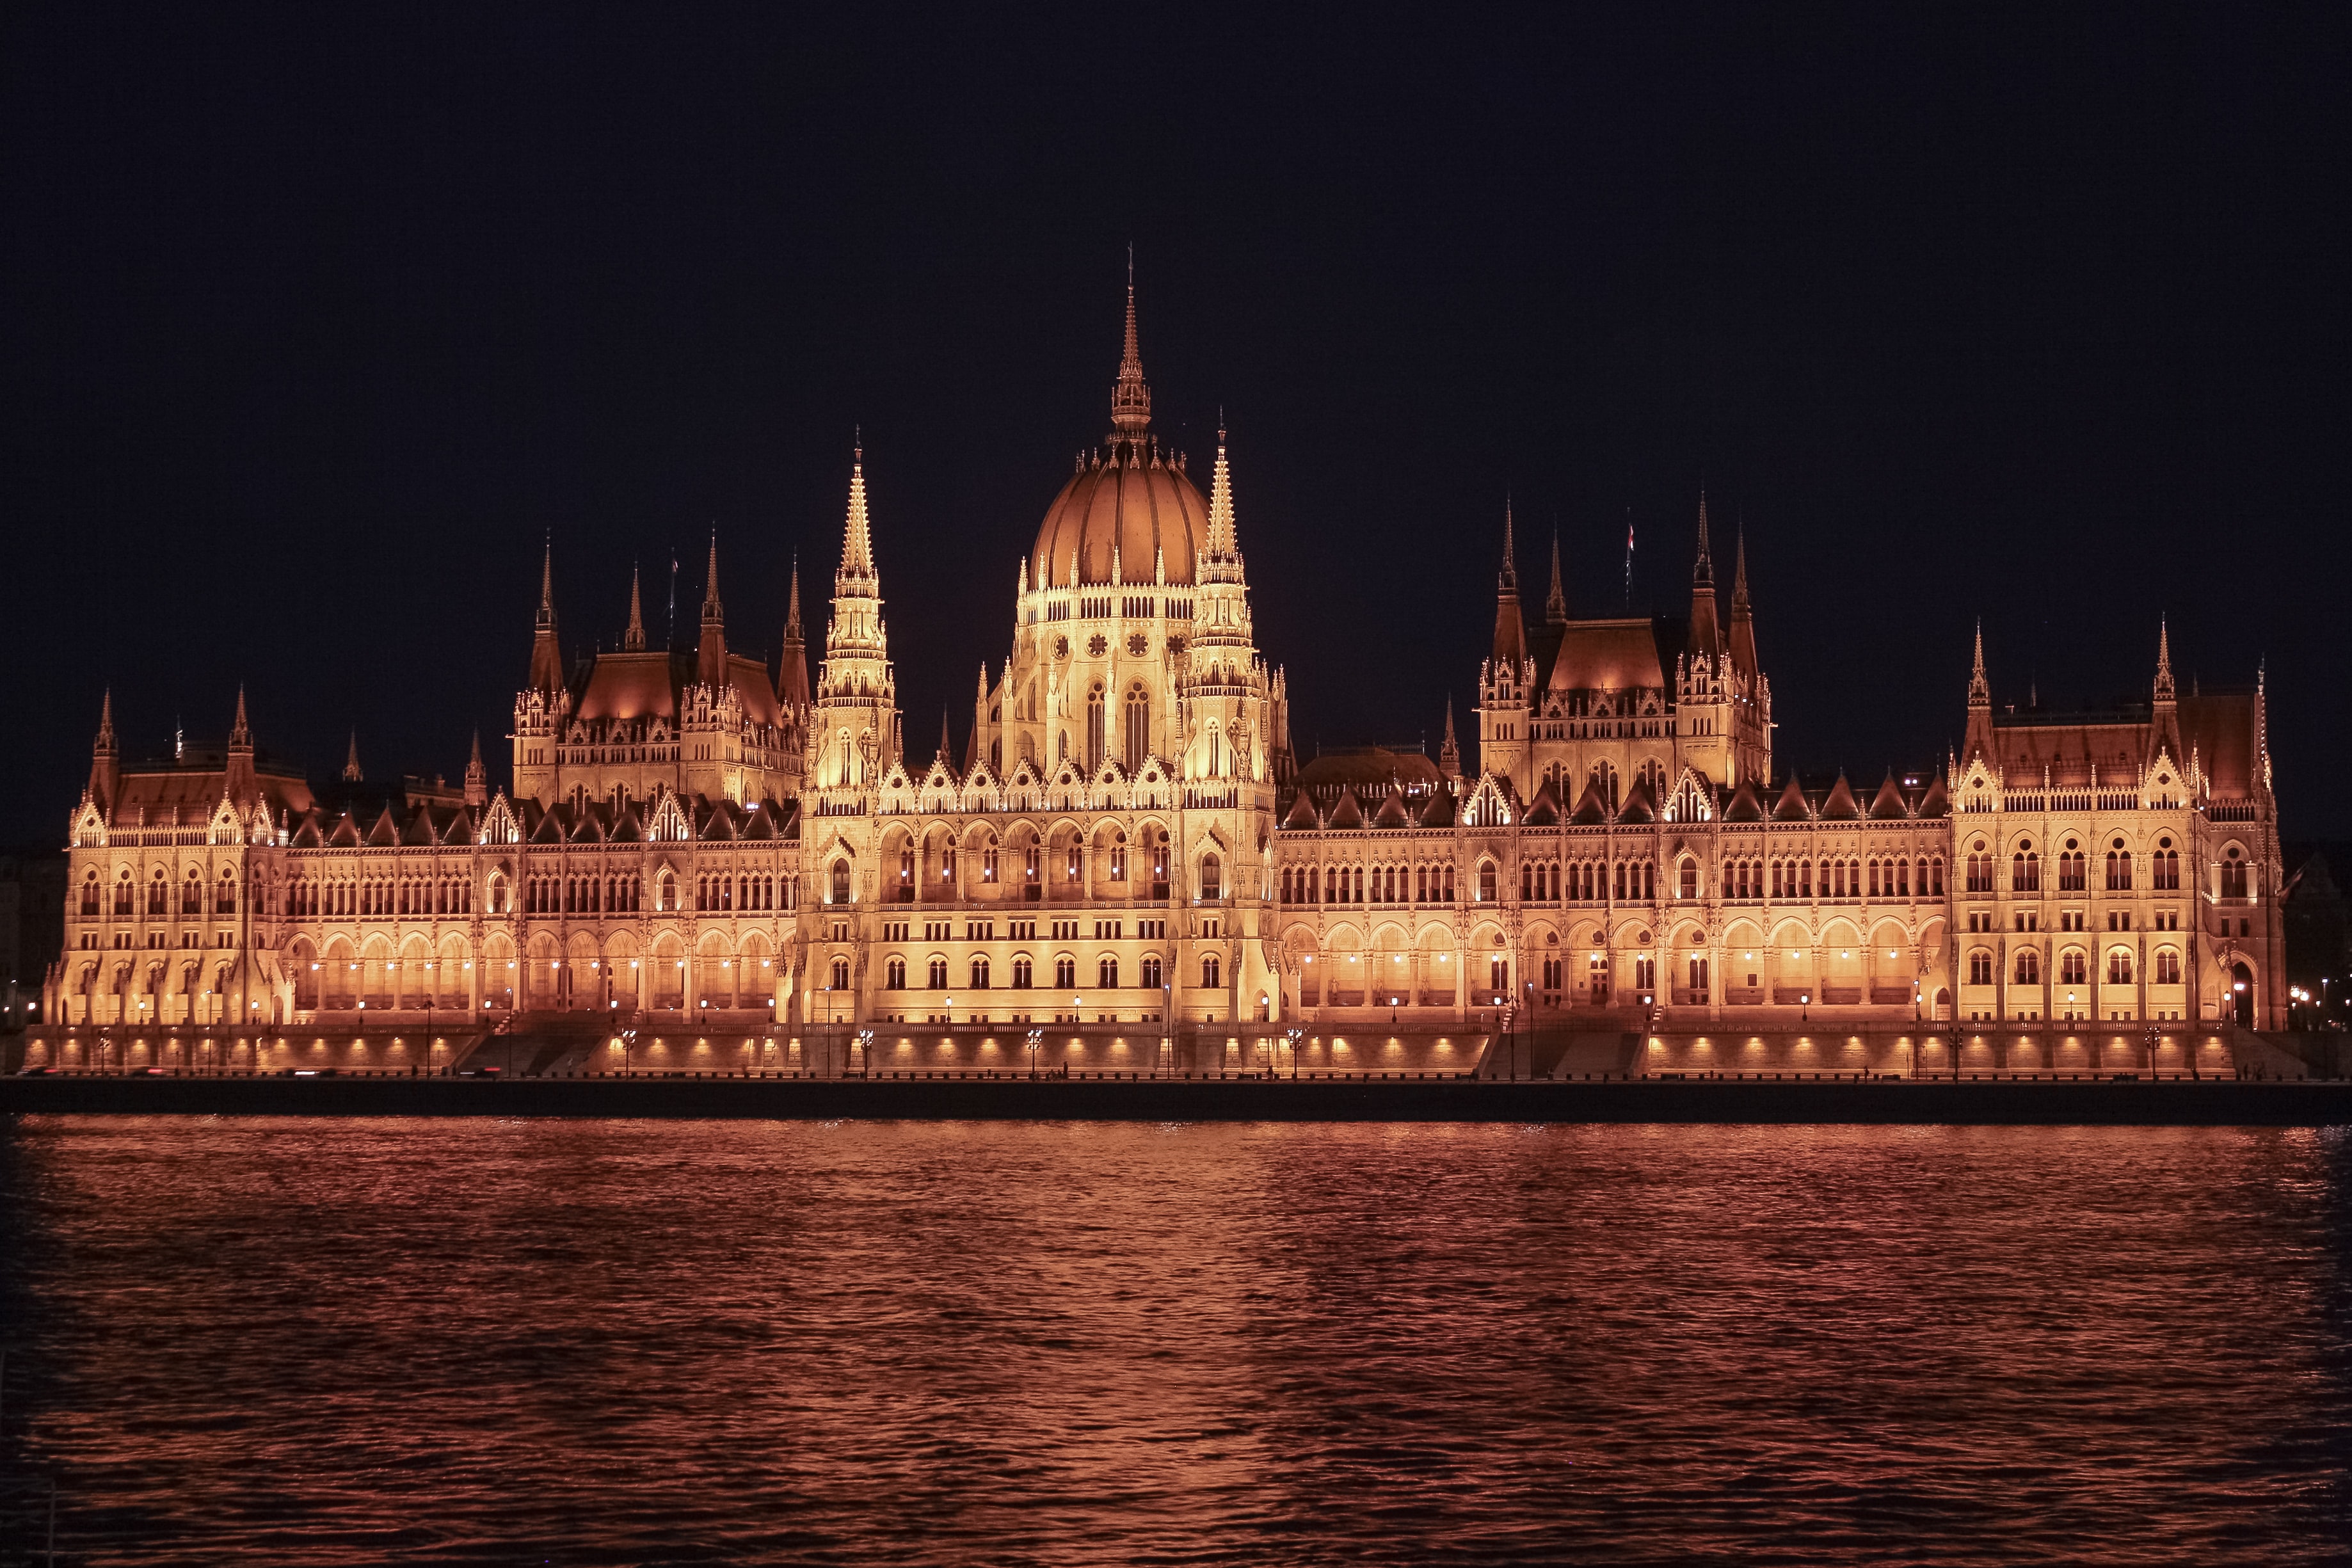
1034,448,1207,588
1030,275,1206,588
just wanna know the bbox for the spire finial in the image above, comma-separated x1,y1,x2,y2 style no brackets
1206,426,1238,557
539,529,554,616
625,562,646,651
1545,528,1567,623
229,685,251,748
343,729,363,783
840,442,876,579
1110,256,1151,432
701,527,723,618
939,704,953,765
784,553,803,640
1498,497,1518,591
1692,491,1714,588
1969,617,1990,707
1732,522,1750,610
2154,616,2175,700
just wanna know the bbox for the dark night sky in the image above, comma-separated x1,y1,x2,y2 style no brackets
3,7,2345,841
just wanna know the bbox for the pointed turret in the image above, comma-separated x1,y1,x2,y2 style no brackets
225,685,255,803
527,534,564,694
936,705,954,768
840,439,877,583
775,554,811,710
2154,616,2175,702
2150,617,2183,774
814,441,898,785
1963,619,1995,765
967,661,989,772
343,730,364,783
88,689,119,812
696,530,728,689
1727,524,1759,682
1686,493,1721,658
463,728,488,808
1544,531,1567,623
1110,253,1151,434
1438,698,1461,781
1491,500,1526,669
623,564,646,652
1205,424,1238,559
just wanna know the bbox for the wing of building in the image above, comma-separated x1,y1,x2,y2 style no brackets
31,281,2285,1075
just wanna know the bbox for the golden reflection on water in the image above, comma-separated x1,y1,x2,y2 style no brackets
1,1118,2348,1565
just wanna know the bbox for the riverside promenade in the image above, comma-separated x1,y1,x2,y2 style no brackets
5,1071,2350,1125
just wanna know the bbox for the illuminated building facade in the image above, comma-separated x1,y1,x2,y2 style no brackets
33,283,2285,1069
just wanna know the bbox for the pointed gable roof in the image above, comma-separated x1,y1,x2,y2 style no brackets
1772,776,1812,822
1521,779,1562,826
1569,778,1610,825
1916,773,1950,818
1418,787,1457,829
1616,778,1657,824
1819,773,1860,820
1372,789,1412,829
1868,771,1908,820
1326,788,1366,829
1281,791,1320,830
1722,779,1766,822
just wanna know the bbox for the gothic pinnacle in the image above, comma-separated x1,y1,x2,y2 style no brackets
625,563,646,651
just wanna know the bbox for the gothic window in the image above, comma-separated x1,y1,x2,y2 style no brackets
1099,956,1119,989
970,956,991,989
1969,949,1993,986
1477,861,1497,903
1444,865,1456,902
1124,686,1149,772
1677,859,1699,900
2155,947,2182,985
1200,852,1222,900
885,957,906,989
2106,839,2132,891
1201,954,1222,989
181,872,202,915
2107,948,2133,985
831,861,851,905
1109,842,1127,881
148,873,168,916
983,845,1000,883
1086,685,1106,772
2060,949,2087,986
927,957,948,989
2015,949,2041,985
2012,847,2040,893
1521,863,1535,902
2220,846,2248,900
1967,851,1994,893
1012,955,1034,988
830,956,851,990
1141,954,1162,989
80,874,99,917
2153,840,2179,890
1055,955,1076,989
2058,842,2086,892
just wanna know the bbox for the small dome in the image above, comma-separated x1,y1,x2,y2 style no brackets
1033,448,1207,589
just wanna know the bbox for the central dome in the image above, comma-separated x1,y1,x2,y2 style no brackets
1030,282,1208,589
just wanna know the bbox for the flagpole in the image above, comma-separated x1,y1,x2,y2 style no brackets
1623,508,1634,612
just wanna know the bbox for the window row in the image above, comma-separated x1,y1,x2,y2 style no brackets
881,953,1174,991
1967,947,2183,986
1283,863,1457,906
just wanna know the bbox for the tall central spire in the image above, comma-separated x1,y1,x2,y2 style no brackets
696,529,728,689
624,563,646,651
1110,251,1151,433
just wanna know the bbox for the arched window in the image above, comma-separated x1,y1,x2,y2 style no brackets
1590,761,1619,813
1201,954,1221,988
2060,949,2086,986
2155,948,2181,985
1477,861,1497,902
2015,949,2040,985
831,860,851,905
1012,955,1033,988
1677,859,1699,900
80,873,99,917
1098,956,1119,989
1054,955,1076,989
2012,846,2040,893
2106,948,2132,985
148,872,168,916
2153,839,2180,890
180,871,202,915
1085,684,1107,772
2220,845,2249,900
1141,954,1162,989
2058,841,2086,892
2106,840,2132,891
1199,852,1222,900
830,956,851,990
970,956,991,989
1968,949,1993,985
884,957,906,989
927,956,948,989
1124,685,1149,773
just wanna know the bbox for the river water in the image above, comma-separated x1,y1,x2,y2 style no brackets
0,1117,2347,1565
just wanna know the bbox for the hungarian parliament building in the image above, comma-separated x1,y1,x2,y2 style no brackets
34,283,2286,1074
